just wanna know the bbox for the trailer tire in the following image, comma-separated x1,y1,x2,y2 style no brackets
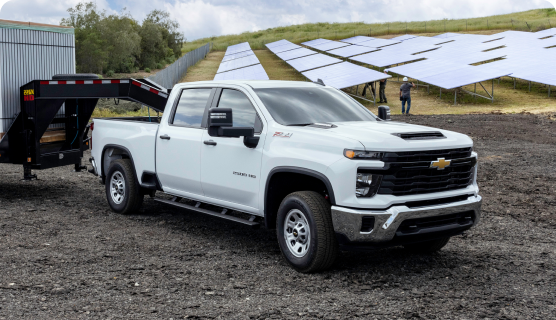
403,237,451,253
105,159,143,214
276,191,338,273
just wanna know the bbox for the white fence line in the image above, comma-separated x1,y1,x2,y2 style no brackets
148,43,211,89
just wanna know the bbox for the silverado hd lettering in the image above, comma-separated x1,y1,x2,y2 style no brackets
90,80,482,273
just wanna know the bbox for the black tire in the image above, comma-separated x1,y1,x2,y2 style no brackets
105,159,143,214
276,191,338,273
52,74,99,80
403,237,451,253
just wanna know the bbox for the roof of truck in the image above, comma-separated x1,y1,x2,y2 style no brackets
179,80,326,89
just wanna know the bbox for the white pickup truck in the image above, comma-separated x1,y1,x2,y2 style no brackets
90,80,482,273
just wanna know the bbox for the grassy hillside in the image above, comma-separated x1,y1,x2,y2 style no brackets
182,8,556,53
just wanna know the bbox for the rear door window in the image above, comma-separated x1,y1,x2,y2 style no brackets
172,89,213,127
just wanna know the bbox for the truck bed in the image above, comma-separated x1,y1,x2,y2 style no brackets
92,117,160,180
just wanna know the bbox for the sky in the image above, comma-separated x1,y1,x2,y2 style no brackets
0,0,554,40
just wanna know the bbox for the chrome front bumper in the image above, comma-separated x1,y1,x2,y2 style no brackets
331,195,482,243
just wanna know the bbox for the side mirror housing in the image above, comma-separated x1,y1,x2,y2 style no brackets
207,108,260,148
378,106,391,121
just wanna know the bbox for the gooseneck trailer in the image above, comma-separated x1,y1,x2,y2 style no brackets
0,74,169,179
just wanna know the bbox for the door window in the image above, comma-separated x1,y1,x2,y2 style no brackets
217,89,262,132
172,88,213,127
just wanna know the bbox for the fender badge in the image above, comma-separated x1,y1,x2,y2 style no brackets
273,132,293,138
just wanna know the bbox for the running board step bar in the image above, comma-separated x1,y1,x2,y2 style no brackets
154,198,260,228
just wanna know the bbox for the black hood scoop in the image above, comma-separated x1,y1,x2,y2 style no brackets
393,131,446,140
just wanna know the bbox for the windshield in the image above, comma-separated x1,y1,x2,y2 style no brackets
254,87,377,126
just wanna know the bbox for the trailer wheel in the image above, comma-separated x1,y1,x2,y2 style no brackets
403,237,451,253
276,191,338,273
105,159,143,214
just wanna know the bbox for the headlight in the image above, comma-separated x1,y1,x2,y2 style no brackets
356,173,382,198
344,149,384,160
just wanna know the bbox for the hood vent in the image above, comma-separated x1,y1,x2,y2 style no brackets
393,132,446,140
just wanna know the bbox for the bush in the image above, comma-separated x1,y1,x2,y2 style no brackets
145,68,151,73
156,63,163,69
97,74,103,79
106,70,115,77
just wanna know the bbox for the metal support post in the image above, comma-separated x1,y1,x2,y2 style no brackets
454,90,457,105
549,85,551,98
474,83,477,101
440,88,442,99
492,80,494,103
514,78,516,89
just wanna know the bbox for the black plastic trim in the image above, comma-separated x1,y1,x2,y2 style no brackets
100,144,137,184
141,171,163,191
264,166,336,228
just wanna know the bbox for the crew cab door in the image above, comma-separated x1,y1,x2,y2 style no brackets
156,87,216,196
200,87,266,212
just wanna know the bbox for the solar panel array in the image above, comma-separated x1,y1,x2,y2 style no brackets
214,42,269,81
266,39,390,90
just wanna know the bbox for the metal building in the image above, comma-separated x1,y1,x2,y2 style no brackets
0,19,75,136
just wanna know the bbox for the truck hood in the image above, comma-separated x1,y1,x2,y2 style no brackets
322,121,473,151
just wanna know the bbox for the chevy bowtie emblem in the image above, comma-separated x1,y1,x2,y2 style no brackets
430,158,451,170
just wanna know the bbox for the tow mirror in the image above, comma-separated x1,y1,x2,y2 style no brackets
378,106,391,121
207,108,259,148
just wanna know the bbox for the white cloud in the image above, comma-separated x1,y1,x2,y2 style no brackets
0,0,553,39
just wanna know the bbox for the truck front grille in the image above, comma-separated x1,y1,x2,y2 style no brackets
360,148,476,197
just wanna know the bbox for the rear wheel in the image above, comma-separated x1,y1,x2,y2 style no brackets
276,191,338,273
105,159,143,214
403,237,451,253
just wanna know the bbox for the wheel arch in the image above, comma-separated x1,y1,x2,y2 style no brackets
100,144,138,184
264,166,336,229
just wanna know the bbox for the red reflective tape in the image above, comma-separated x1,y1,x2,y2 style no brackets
93,80,102,84
40,81,49,85
132,81,141,87
149,88,159,94
58,81,67,85
76,80,84,84
111,80,120,84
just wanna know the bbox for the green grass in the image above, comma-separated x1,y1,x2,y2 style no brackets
182,8,556,53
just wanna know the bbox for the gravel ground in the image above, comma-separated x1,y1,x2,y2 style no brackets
1,113,555,319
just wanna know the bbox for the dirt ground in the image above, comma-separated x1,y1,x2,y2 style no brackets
1,113,555,319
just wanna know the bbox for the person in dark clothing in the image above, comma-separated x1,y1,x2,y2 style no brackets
399,77,415,115
361,82,375,98
378,71,388,103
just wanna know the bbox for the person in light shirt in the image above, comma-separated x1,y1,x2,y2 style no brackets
399,77,416,115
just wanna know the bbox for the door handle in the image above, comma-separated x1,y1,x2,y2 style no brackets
159,134,171,140
203,140,217,146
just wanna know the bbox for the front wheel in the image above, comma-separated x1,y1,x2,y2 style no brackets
105,159,143,214
276,191,338,273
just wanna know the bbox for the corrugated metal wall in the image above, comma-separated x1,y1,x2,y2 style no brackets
0,28,75,133
147,43,211,89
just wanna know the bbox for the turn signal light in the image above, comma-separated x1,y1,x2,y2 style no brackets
27,157,31,163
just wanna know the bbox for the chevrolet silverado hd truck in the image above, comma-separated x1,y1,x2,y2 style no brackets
90,80,482,273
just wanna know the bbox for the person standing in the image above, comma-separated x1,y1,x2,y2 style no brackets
399,77,416,115
378,71,388,103
361,82,375,98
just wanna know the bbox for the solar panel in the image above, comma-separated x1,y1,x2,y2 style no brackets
419,64,511,89
350,51,423,68
311,41,350,51
266,40,292,49
222,50,255,62
217,54,260,74
225,42,251,56
357,39,400,48
302,62,391,89
340,36,375,44
276,48,317,61
390,34,418,41
214,64,269,81
286,54,342,72
302,38,331,46
269,43,301,53
326,45,377,58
